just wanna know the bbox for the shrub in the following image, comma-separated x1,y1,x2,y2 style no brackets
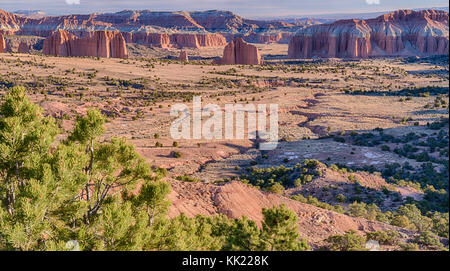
172,151,182,158
176,175,201,183
400,243,420,251
266,183,285,195
414,231,444,250
366,230,400,245
325,230,367,251
336,194,347,203
391,215,412,229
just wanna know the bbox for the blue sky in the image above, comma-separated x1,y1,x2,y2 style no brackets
0,0,448,18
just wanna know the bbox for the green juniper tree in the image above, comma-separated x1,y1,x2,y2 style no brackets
261,205,310,251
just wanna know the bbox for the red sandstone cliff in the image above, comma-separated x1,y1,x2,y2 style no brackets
244,32,293,44
17,41,30,53
288,9,449,58
122,32,226,48
178,50,189,62
0,9,296,47
216,38,262,65
0,34,5,53
43,29,128,58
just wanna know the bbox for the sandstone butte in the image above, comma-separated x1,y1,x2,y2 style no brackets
43,30,128,59
178,50,189,62
0,34,5,53
216,38,262,65
288,9,449,59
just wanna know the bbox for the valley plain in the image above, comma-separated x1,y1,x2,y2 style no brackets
0,7,449,252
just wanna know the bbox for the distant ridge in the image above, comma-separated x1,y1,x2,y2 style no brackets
288,9,449,59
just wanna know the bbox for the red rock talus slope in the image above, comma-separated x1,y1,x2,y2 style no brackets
43,30,128,58
288,9,449,58
168,180,413,246
216,38,262,65
0,34,5,52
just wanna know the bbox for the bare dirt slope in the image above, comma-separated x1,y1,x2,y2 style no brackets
168,180,414,247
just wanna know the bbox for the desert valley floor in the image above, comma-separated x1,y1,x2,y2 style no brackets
0,43,449,249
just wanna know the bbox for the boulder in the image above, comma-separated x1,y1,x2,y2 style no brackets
216,38,262,65
288,9,449,58
43,30,128,58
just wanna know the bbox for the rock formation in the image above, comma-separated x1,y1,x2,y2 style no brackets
178,50,189,62
288,9,449,58
122,32,226,48
17,41,30,53
0,8,297,46
0,34,5,53
216,38,262,65
43,30,128,58
244,32,293,44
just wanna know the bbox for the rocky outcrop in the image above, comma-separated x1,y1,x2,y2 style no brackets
244,32,292,44
178,50,189,62
0,9,24,35
17,41,30,53
2,35,44,53
216,38,262,65
43,29,128,58
0,34,5,53
122,32,226,48
0,9,298,46
288,9,449,58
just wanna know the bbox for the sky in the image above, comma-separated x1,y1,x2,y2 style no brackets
0,0,448,18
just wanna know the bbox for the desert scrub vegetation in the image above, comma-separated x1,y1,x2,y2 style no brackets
277,162,449,240
176,175,202,183
240,159,325,190
0,86,311,251
324,230,368,251
339,119,449,215
324,228,445,251
291,192,448,240
344,85,449,97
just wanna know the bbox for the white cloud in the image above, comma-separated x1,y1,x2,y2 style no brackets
365,0,380,4
65,0,80,5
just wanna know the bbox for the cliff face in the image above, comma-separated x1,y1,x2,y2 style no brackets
178,50,189,62
216,38,262,65
122,32,226,48
0,34,5,53
0,10,24,35
17,41,30,53
288,9,449,58
0,9,298,46
2,35,44,53
244,32,293,44
43,30,128,58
